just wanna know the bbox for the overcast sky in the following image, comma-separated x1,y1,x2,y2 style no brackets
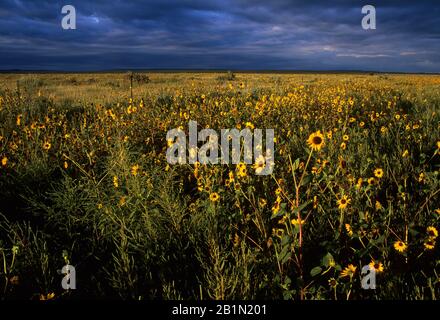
0,0,439,72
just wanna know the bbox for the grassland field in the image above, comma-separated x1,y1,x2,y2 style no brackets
0,72,439,300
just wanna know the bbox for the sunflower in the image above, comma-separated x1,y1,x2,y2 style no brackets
374,168,384,178
258,198,267,208
402,150,409,158
253,155,266,174
328,278,338,288
237,167,247,178
340,264,357,278
426,226,438,239
307,130,325,151
209,192,220,203
343,134,349,141
39,292,55,301
375,201,383,210
356,178,363,189
113,176,119,188
130,164,139,176
337,195,351,210
43,141,51,150
1,156,7,167
236,162,247,177
338,157,347,170
367,177,376,185
291,218,305,226
272,228,284,239
345,223,353,236
271,201,281,215
118,196,126,207
340,142,347,150
369,260,384,273
393,241,407,253
424,239,436,250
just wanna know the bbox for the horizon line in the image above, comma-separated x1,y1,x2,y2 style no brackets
0,68,439,75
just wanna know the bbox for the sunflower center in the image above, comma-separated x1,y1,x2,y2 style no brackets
312,136,322,145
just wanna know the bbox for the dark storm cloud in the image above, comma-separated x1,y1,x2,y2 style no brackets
0,0,439,71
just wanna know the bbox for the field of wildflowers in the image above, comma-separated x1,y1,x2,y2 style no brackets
0,72,439,300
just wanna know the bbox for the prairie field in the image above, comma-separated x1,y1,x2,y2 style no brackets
0,72,439,300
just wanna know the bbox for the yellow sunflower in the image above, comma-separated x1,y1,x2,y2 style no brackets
369,260,384,273
337,195,351,210
253,155,266,174
43,141,51,151
424,239,436,250
39,292,55,301
209,192,220,203
291,218,305,226
393,241,407,253
113,176,119,188
130,164,140,176
402,150,409,158
340,264,357,278
1,156,7,167
345,223,353,236
427,226,438,239
374,168,384,178
307,130,325,151
356,178,363,189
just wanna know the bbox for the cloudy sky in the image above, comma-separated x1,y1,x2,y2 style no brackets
0,0,439,72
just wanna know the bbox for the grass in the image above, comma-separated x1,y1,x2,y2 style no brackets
0,72,439,300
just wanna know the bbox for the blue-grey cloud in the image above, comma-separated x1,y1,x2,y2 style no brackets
0,0,439,72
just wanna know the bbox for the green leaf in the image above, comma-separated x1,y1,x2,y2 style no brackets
310,266,322,277
322,253,335,268
281,252,292,264
292,158,300,171
292,200,311,213
301,174,312,186
281,235,291,246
